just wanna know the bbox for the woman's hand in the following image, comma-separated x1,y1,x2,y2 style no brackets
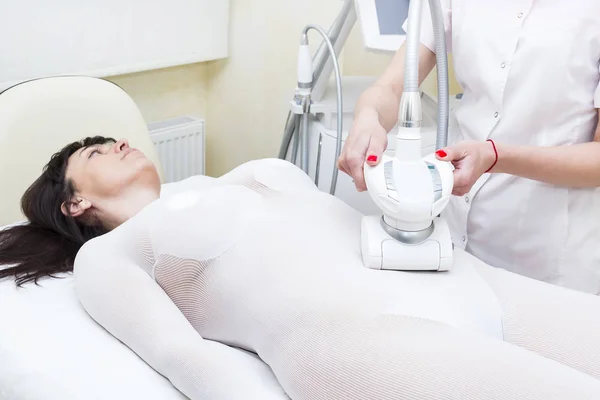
337,108,388,192
435,140,497,196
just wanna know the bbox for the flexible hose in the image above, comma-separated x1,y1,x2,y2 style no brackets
278,111,299,159
300,112,310,172
428,0,449,149
302,24,343,195
291,116,300,164
403,0,424,93
278,1,351,162
403,0,450,149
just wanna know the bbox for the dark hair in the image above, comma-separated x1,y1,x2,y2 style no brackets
0,136,116,286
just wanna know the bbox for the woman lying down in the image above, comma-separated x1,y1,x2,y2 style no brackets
2,136,600,399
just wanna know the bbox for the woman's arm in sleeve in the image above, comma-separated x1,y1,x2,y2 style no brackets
490,109,600,187
73,245,288,400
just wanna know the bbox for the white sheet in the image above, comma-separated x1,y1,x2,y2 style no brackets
0,274,189,400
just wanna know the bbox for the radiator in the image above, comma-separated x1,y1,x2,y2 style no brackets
148,116,206,183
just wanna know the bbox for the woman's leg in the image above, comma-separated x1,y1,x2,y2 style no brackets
471,253,600,379
270,315,600,400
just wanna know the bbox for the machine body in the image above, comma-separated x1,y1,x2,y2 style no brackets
361,0,455,272
361,151,454,272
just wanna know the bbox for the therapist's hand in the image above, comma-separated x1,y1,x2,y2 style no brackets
435,140,497,196
337,108,388,192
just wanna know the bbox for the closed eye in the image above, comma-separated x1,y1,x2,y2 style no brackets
88,149,100,159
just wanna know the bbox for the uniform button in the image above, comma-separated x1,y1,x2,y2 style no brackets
518,12,524,18
462,236,466,242
465,196,470,203
494,112,499,118
501,62,506,68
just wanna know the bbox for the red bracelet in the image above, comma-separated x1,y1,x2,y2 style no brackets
485,139,498,173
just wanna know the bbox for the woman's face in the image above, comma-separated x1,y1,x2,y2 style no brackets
64,138,160,209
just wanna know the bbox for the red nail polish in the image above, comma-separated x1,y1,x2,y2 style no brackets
436,150,447,158
367,155,378,162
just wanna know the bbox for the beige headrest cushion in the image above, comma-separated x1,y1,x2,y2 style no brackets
0,76,163,226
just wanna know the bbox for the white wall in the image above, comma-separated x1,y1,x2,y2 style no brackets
204,0,343,176
0,0,229,91
106,0,462,177
108,63,210,125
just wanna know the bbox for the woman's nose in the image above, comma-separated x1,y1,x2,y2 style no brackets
113,139,130,153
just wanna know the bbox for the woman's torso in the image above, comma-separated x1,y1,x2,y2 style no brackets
126,159,505,363
445,0,600,293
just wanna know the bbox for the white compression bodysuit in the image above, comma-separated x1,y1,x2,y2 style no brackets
74,159,600,399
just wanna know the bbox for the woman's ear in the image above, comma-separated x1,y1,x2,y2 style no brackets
61,197,92,218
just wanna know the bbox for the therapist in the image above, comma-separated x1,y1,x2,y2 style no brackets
337,1,600,294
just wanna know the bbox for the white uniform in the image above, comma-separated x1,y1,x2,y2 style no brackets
414,0,600,293
74,159,600,399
